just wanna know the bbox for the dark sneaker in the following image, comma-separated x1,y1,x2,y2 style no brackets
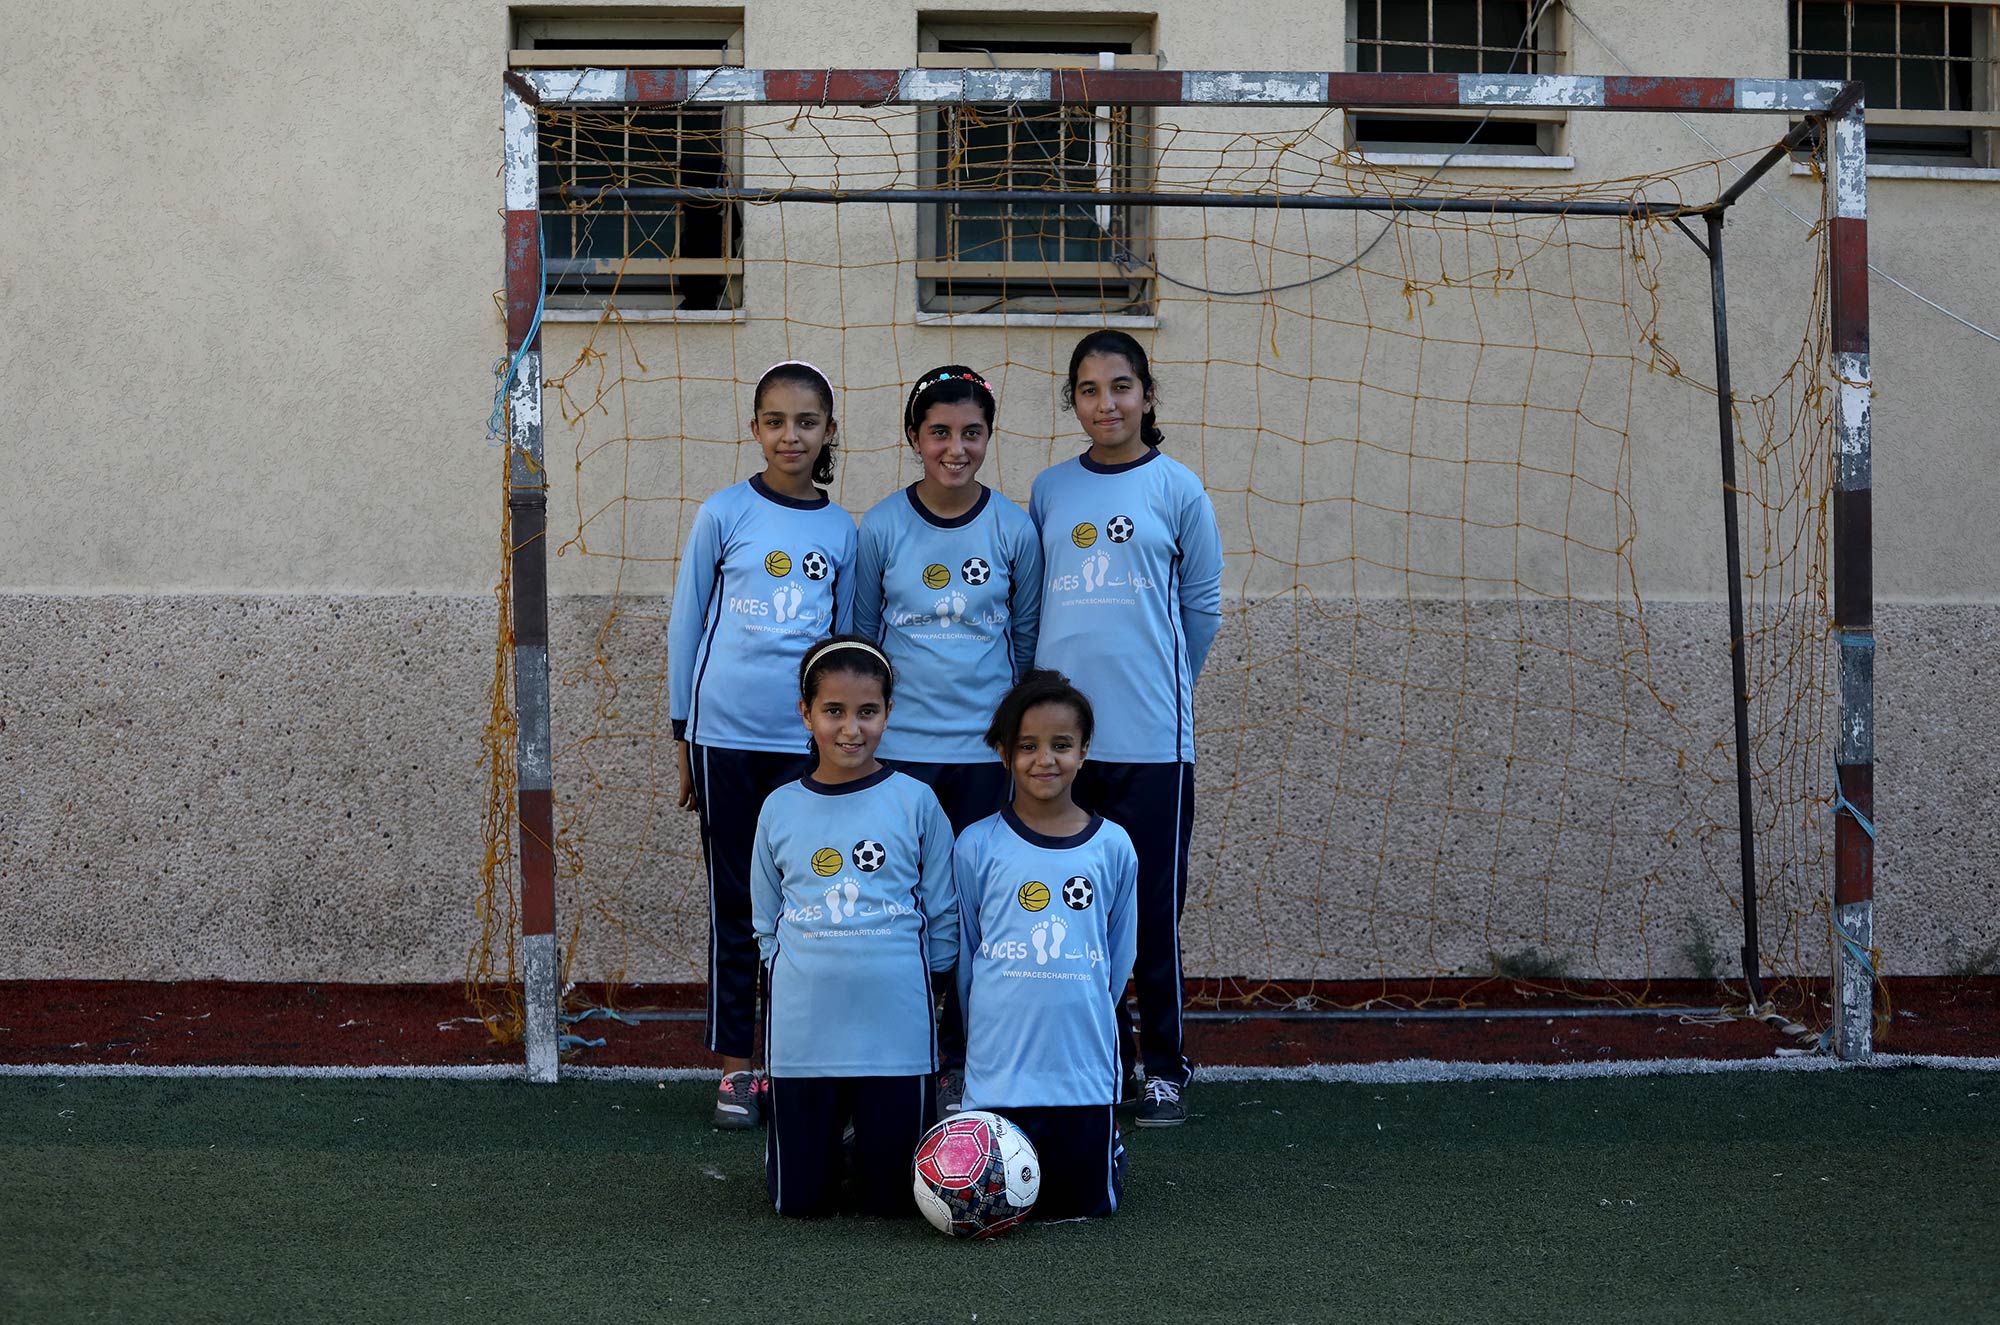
936,1070,965,1116
1134,1078,1186,1127
712,1070,760,1130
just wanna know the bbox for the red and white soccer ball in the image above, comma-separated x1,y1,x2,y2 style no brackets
911,1110,1040,1238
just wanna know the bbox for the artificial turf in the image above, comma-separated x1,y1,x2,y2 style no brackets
3,1070,1995,1323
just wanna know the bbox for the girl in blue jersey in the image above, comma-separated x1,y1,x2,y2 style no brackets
854,364,1043,1111
955,670,1137,1218
1029,330,1223,1128
668,361,859,1129
751,636,959,1218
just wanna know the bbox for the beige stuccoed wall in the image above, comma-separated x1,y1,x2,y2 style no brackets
2,1,1995,984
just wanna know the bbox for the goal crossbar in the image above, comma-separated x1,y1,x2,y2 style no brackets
495,70,1876,1080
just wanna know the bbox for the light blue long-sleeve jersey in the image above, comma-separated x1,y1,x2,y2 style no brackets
954,807,1138,1109
1029,449,1224,763
668,476,858,752
853,485,1043,761
751,766,959,1078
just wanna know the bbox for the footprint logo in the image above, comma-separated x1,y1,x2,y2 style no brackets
772,583,804,623
1080,551,1111,592
1031,920,1050,965
786,584,803,619
1046,918,1067,960
824,879,860,922
934,591,968,626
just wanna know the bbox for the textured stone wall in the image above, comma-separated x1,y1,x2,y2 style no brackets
2,597,1989,982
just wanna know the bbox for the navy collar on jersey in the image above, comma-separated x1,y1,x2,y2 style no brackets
1078,446,1161,476
801,763,895,796
751,472,830,510
905,481,991,529
1002,803,1104,850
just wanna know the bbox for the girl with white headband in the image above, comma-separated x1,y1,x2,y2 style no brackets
750,634,958,1217
668,360,858,1129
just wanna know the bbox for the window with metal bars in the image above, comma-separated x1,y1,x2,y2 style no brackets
918,31,1154,316
1790,1,1998,165
1346,0,1565,158
513,20,744,311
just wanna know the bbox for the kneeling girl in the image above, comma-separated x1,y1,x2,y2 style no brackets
952,670,1137,1219
751,636,959,1218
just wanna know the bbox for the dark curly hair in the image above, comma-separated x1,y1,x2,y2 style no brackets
984,668,1095,753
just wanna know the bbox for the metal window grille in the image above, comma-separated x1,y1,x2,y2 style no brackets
539,107,738,309
936,103,1129,265
1352,0,1560,74
1790,1,1987,111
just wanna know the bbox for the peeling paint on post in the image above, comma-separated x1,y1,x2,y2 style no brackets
1735,78,1843,111
1458,74,1605,106
1183,71,1330,103
1826,93,1874,1062
502,76,561,1085
526,68,627,102
680,67,764,102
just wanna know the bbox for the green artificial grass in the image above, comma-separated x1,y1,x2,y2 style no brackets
3,1070,1995,1323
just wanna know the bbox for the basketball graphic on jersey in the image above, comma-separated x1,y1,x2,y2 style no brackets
800,550,829,580
811,847,842,877
852,839,885,872
923,562,951,589
1070,522,1097,549
961,557,991,586
1106,515,1135,544
765,550,793,577
1017,880,1050,912
1061,876,1094,910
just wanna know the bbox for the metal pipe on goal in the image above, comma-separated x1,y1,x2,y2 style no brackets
497,70,1877,1078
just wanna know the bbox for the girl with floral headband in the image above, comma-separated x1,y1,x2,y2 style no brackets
668,360,858,1129
853,363,1043,1115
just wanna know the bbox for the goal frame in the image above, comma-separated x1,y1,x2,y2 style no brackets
496,68,1876,1081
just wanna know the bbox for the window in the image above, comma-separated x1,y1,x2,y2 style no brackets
917,21,1155,317
512,14,745,312
1346,0,1567,161
1790,1,1998,166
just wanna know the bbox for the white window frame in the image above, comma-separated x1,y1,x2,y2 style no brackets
512,14,749,320
1788,0,2000,178
915,18,1158,325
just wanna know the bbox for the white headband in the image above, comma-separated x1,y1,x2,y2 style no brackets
762,359,834,395
803,639,892,676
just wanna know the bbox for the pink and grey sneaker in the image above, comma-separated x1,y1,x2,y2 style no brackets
936,1069,965,1118
712,1070,761,1130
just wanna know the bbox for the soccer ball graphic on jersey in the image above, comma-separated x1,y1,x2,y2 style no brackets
800,550,829,580
912,1111,1040,1239
1062,875,1093,910
1106,514,1135,543
960,556,991,586
851,839,886,872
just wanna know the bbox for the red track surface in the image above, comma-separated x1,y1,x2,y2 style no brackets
4,979,1995,1070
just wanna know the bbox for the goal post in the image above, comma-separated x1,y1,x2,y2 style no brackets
489,68,1875,1078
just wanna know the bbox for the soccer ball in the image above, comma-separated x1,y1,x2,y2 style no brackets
1062,875,1093,910
911,1111,1040,1238
800,550,829,580
851,839,885,872
960,556,991,586
1106,514,1135,543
